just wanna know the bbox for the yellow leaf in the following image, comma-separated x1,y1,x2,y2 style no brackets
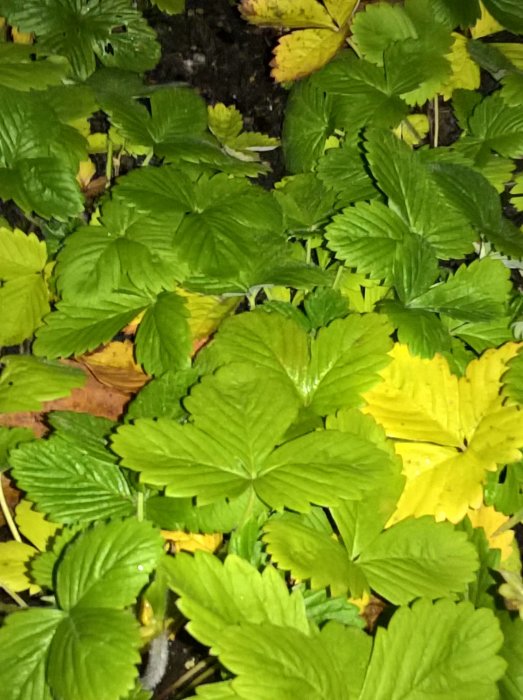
11,27,34,44
394,114,430,146
208,103,243,144
177,289,238,341
323,0,358,27
271,27,347,82
0,541,39,594
80,340,149,393
363,343,523,524
471,1,504,38
467,505,515,563
240,0,336,30
15,499,58,552
161,530,222,554
76,159,96,188
440,33,480,101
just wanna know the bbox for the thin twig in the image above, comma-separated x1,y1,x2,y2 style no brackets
0,475,22,543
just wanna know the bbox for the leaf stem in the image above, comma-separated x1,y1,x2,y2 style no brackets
1,585,28,608
306,237,312,265
0,475,22,543
137,491,144,522
332,264,344,290
105,137,114,188
433,96,440,149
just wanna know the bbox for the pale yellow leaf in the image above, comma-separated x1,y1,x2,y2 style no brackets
15,499,59,552
240,0,336,30
0,541,39,594
76,158,96,188
471,1,503,38
467,505,515,563
208,103,243,144
178,289,238,341
394,114,430,146
440,33,480,101
323,0,358,28
271,27,347,82
11,27,33,44
161,530,222,553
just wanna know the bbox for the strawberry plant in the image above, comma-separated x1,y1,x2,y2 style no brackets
0,1,523,698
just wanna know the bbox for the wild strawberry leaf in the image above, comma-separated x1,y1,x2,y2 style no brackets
212,621,372,700
316,144,379,207
498,613,523,699
482,0,523,33
165,551,310,648
363,342,523,523
467,92,523,158
0,356,85,414
202,310,393,415
10,432,135,523
273,173,337,233
0,44,71,90
113,364,396,510
358,599,506,700
0,0,160,80
270,28,347,84
432,0,481,27
240,0,336,30
381,302,453,358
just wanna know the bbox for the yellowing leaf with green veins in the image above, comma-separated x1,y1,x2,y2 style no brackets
15,499,59,552
440,33,480,101
323,0,358,28
0,541,39,594
272,28,347,83
240,0,336,30
362,343,523,524
471,1,504,37
467,505,515,563
208,103,243,143
0,227,49,345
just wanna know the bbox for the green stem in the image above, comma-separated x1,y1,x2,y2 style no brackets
0,475,22,543
142,149,154,167
2,585,28,608
433,97,440,149
247,291,257,309
332,264,344,290
136,491,144,522
105,138,114,188
305,237,312,265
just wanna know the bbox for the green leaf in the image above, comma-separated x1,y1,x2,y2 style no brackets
56,519,163,610
10,434,135,523
482,0,523,33
432,0,481,27
48,608,141,700
2,0,160,80
126,368,199,421
358,517,479,605
165,552,310,647
33,292,150,359
498,613,523,699
0,44,71,91
0,608,64,700
468,92,523,158
273,173,336,233
408,258,511,321
317,143,379,207
382,301,453,357
359,599,506,700
0,427,34,469
282,79,333,173
365,129,476,259
302,589,364,628
304,287,348,328
0,356,85,413
392,234,439,304
458,518,499,609
135,291,191,375
203,310,393,415
213,622,371,700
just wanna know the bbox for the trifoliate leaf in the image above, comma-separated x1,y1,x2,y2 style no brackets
0,608,64,700
56,519,163,610
0,44,70,91
363,342,523,523
282,79,333,173
408,258,511,322
0,356,85,413
240,0,336,29
498,613,523,699
271,28,347,83
2,0,160,80
0,541,39,593
0,227,49,345
213,622,371,700
10,433,135,523
33,292,151,359
165,552,310,647
202,310,393,415
48,607,141,700
359,599,506,700
113,365,395,511
134,291,191,375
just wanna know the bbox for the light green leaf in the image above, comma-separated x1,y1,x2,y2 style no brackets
214,622,371,700
302,588,364,628
408,258,511,321
358,517,479,605
0,356,85,413
450,318,514,353
0,44,71,91
56,519,163,610
135,291,191,375
498,613,523,699
126,368,198,421
33,292,150,359
273,173,336,233
10,434,135,523
2,0,160,80
0,427,34,469
468,92,523,158
0,608,64,700
48,608,141,700
359,599,506,700
165,552,310,648
152,0,185,14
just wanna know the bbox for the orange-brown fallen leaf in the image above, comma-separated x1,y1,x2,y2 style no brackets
79,340,149,393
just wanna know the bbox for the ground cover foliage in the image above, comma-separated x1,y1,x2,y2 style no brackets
0,0,523,698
